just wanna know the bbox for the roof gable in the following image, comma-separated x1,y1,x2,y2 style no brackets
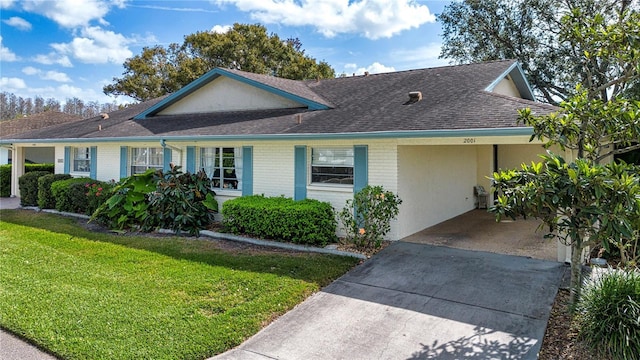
484,62,535,100
134,68,332,119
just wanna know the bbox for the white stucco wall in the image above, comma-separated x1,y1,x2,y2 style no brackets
492,76,521,98
497,143,546,171
159,76,302,115
397,145,477,238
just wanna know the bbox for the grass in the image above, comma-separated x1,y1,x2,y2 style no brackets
0,210,359,360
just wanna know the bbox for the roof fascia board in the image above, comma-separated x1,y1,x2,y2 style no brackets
0,127,534,144
485,61,536,101
134,68,329,120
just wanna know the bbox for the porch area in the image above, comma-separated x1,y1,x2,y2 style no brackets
401,209,559,261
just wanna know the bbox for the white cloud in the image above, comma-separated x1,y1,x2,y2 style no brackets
389,43,450,69
211,24,231,34
0,0,15,9
20,0,112,28
21,66,72,82
0,35,19,62
213,0,435,39
354,62,396,75
51,26,133,64
42,70,72,82
32,52,73,67
22,66,39,75
0,77,27,90
3,16,32,31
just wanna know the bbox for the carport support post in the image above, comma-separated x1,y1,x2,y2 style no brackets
11,146,24,197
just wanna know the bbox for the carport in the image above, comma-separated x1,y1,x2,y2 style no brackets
402,209,558,261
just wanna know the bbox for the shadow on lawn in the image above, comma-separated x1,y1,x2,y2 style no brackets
0,209,358,286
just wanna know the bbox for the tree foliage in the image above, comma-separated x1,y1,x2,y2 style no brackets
487,2,640,306
0,92,121,121
439,0,639,104
104,23,336,101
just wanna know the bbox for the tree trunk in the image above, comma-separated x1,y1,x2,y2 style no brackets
569,240,584,307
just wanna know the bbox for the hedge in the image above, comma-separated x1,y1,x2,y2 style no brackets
51,178,114,215
52,178,95,214
221,195,337,246
38,174,72,209
1,163,54,198
18,171,51,206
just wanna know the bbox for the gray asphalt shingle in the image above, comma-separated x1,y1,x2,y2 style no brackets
3,60,557,141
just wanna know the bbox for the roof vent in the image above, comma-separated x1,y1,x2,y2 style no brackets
100,113,109,119
404,91,423,105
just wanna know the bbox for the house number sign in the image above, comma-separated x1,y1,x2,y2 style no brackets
463,138,476,143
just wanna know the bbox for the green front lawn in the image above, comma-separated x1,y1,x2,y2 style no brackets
0,210,359,359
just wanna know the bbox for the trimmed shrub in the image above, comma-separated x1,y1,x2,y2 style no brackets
37,174,72,209
222,195,337,246
0,164,10,197
51,177,95,214
25,163,54,173
1,164,54,198
18,171,50,206
576,269,640,360
84,181,115,216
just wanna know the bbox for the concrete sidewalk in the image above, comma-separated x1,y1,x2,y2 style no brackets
213,242,565,359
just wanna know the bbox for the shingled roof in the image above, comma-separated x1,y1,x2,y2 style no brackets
0,111,82,138
3,60,557,142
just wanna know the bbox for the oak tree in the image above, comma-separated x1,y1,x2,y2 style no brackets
104,24,335,101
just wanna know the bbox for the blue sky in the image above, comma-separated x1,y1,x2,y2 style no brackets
0,0,452,105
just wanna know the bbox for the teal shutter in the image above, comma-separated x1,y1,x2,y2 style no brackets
120,146,128,179
242,146,253,196
89,146,97,179
294,146,307,200
163,147,172,171
63,146,71,174
353,145,368,193
186,146,196,173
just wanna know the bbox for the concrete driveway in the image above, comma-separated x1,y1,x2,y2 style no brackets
213,242,565,360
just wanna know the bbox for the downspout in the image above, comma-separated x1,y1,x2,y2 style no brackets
160,139,183,165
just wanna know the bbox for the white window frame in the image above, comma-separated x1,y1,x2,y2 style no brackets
310,147,354,186
200,147,242,191
130,147,163,175
72,146,91,173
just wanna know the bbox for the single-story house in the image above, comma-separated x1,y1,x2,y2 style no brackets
0,111,82,164
1,59,557,242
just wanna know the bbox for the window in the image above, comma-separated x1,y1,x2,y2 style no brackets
311,147,354,185
200,147,242,190
72,147,91,173
130,147,163,174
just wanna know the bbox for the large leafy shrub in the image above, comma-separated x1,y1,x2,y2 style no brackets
222,195,337,246
92,170,157,230
576,270,640,360
338,185,402,249
92,167,217,235
147,166,218,236
51,177,95,214
37,174,72,209
18,171,50,206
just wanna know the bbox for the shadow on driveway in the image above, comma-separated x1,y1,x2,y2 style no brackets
213,242,565,360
